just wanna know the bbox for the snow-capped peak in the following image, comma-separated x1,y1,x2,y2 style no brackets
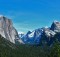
28,31,35,38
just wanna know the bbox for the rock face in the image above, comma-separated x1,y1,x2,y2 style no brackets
51,21,60,32
0,15,23,44
43,28,56,37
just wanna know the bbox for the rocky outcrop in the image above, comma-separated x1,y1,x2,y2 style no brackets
0,15,24,44
43,28,56,38
51,21,60,32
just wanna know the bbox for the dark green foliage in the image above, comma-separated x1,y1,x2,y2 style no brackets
0,34,60,57
0,35,50,57
49,40,60,57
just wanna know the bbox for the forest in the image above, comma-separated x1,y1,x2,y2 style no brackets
0,35,60,57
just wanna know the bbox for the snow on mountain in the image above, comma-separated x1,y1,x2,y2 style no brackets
20,28,43,44
18,31,25,34
43,28,56,37
28,31,35,38
17,21,60,45
19,21,60,45
1,15,60,45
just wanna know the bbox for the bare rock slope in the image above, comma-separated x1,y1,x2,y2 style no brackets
0,15,23,44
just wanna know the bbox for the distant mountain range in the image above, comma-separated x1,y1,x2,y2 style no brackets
0,15,60,46
0,15,60,57
19,20,60,46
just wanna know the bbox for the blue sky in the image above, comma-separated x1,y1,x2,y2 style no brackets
0,0,60,33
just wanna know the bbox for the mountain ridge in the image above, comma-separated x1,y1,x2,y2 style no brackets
0,15,60,46
20,21,60,45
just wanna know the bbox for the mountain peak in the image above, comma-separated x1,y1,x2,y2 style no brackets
0,16,24,44
53,20,60,24
51,20,60,32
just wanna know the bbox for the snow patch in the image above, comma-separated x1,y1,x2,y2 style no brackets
28,31,35,38
18,31,25,34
